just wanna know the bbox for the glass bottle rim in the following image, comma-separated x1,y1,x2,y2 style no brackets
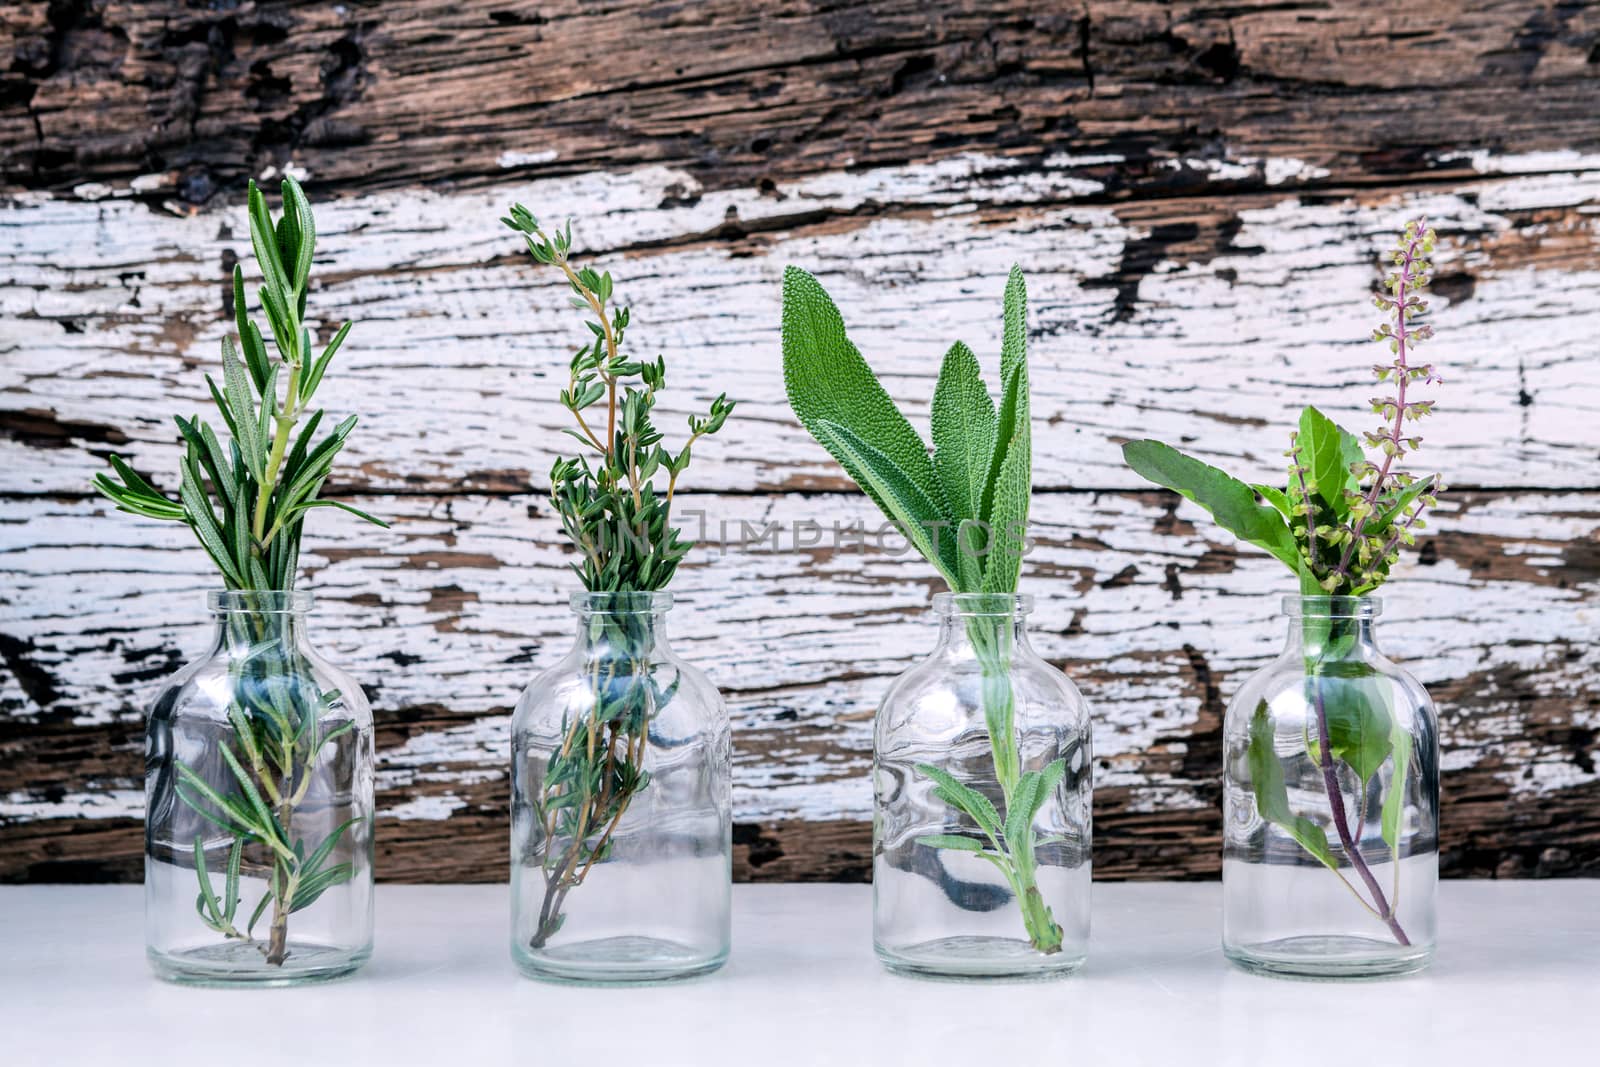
1283,594,1382,619
932,592,1033,617
206,589,313,614
570,590,673,615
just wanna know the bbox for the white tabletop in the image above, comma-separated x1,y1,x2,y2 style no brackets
3,881,1595,1066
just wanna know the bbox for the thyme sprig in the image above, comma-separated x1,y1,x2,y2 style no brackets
93,178,381,966
501,206,732,948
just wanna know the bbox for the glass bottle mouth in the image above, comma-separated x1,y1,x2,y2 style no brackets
570,590,673,616
207,590,313,615
932,592,1033,617
1283,594,1381,619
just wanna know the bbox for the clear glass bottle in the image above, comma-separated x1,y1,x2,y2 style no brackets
510,591,731,983
145,591,375,985
1223,595,1438,978
874,593,1092,980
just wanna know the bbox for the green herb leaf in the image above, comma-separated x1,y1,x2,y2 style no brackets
1308,667,1395,786
915,834,985,852
1247,701,1336,869
1003,768,1046,855
300,816,361,880
1254,483,1293,519
930,340,996,524
193,834,224,924
247,180,293,310
1297,406,1365,519
1367,474,1436,539
980,265,1029,526
1381,708,1414,854
782,266,952,535
292,862,355,914
980,363,1030,594
1122,440,1303,572
813,419,957,584
915,762,1003,842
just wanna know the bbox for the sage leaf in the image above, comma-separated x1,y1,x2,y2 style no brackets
813,419,958,584
781,266,952,534
1003,768,1048,855
930,340,996,524
955,519,984,592
978,266,1029,529
915,762,1003,842
915,834,985,852
980,377,1030,594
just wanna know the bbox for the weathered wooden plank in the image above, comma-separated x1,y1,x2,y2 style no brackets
5,2,1600,885
3,488,1596,881
5,157,1599,497
4,2,1597,198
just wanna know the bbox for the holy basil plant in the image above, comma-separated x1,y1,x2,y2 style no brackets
783,265,1068,953
1123,217,1444,944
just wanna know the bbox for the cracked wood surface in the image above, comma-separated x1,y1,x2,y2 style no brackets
4,2,1599,199
3,488,1597,881
2,1,1599,882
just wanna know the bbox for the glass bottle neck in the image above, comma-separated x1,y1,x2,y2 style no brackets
931,593,1034,660
205,591,314,655
572,608,670,657
568,592,675,661
210,609,311,653
936,612,1030,655
1284,614,1381,661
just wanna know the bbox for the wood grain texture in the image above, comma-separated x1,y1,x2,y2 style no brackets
3,488,1597,881
5,1,1599,198
2,0,1598,882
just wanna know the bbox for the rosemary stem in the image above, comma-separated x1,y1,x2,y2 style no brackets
251,362,302,548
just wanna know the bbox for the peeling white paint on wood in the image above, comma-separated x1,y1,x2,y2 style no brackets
3,153,1599,500
2,487,1595,824
2,151,1598,845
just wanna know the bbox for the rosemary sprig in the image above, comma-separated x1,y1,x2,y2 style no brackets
501,205,732,948
94,177,382,966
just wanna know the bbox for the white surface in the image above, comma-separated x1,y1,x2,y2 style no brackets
2,881,1596,1066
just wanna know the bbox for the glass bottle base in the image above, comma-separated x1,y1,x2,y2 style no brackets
1225,936,1433,980
876,936,1086,981
512,935,727,985
147,941,370,987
